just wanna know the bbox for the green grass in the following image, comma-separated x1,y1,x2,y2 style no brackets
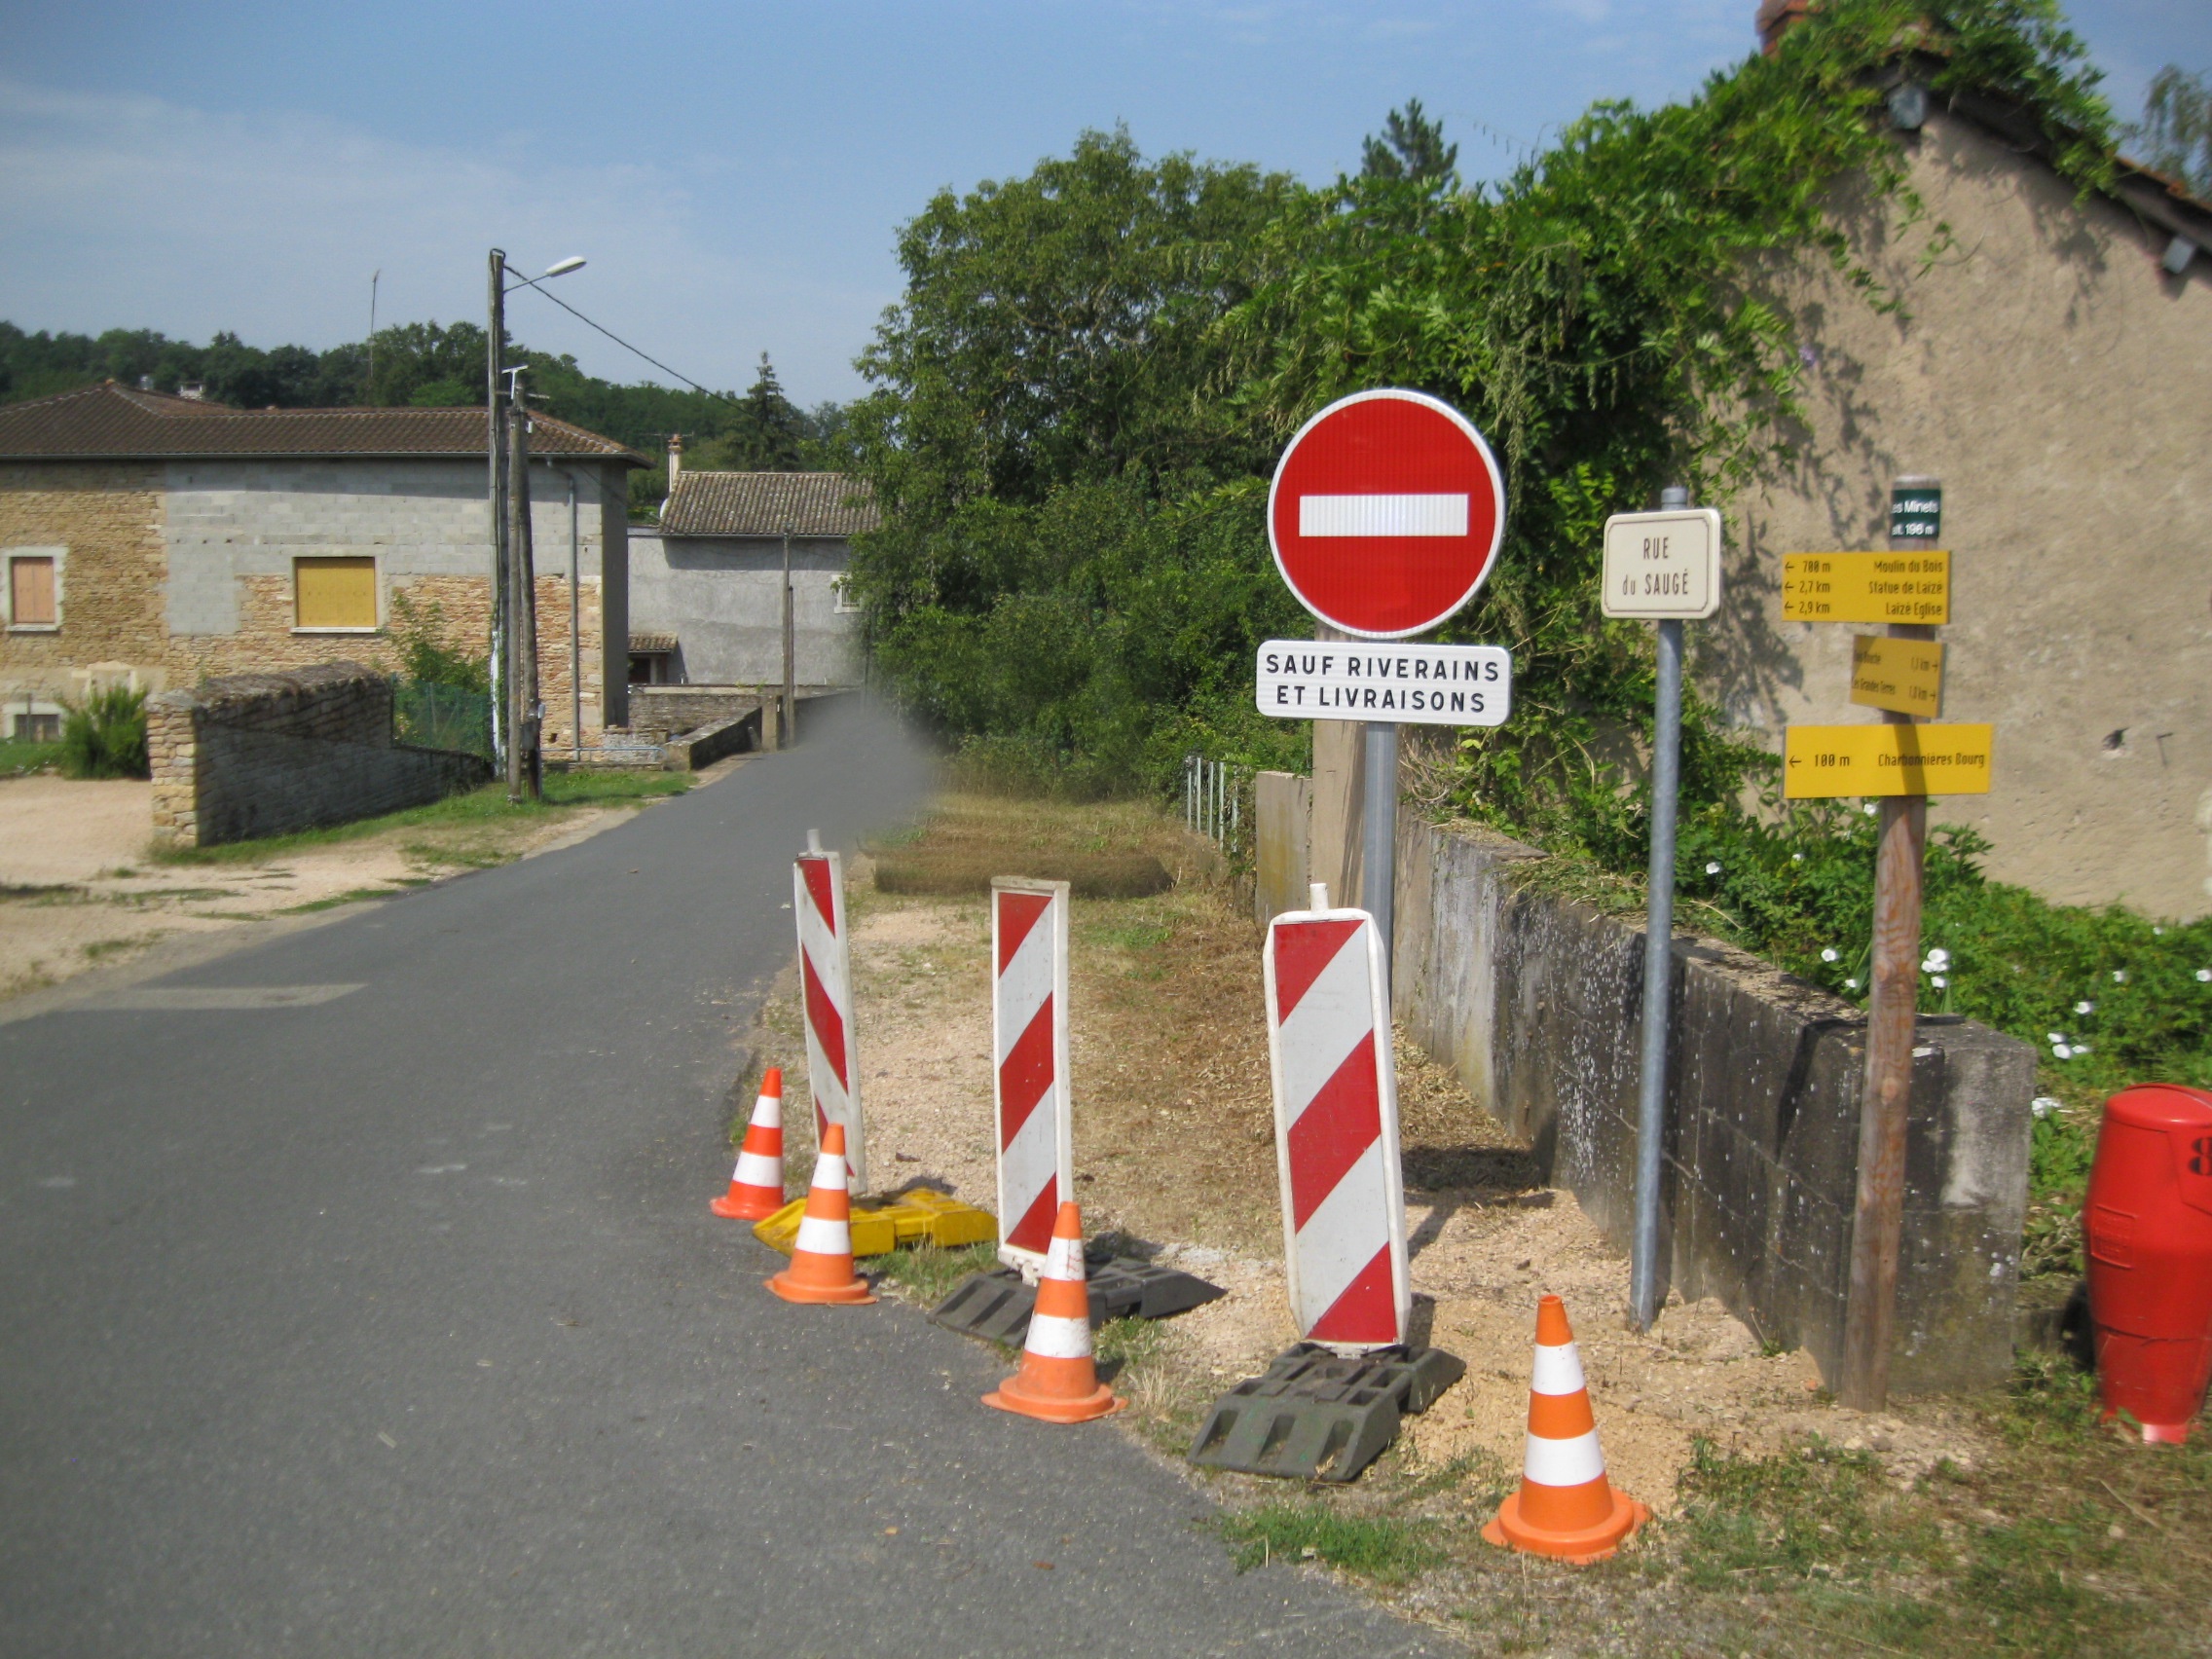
277,887,408,914
151,770,690,865
0,738,64,776
1217,1502,1444,1583
871,1240,998,1307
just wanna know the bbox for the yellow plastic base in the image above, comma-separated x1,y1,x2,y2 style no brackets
751,1188,996,1258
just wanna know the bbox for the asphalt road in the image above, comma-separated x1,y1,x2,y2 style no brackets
0,697,1453,1658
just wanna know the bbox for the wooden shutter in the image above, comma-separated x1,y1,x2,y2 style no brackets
294,557,378,629
9,556,55,626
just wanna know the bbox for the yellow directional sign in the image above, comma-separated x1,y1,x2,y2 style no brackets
1782,552,1950,624
1784,722,1992,798
1849,635,1944,718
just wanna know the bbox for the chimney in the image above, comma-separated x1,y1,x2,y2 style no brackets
1756,0,1810,54
667,432,683,482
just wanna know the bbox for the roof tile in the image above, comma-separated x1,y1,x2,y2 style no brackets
0,381,646,464
658,470,880,537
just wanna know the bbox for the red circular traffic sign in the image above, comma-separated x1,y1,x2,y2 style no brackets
1267,389,1506,640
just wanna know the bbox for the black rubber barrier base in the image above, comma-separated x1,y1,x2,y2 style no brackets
928,1248,1226,1346
1186,1343,1467,1484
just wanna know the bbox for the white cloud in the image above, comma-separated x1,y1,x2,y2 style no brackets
0,80,886,404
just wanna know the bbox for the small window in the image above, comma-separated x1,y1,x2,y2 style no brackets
10,711,60,743
294,557,379,630
8,555,56,628
832,576,863,614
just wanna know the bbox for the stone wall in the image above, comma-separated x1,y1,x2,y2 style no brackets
149,663,490,847
1254,778,2037,1391
623,684,766,740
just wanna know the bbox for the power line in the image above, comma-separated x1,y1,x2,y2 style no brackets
506,274,727,398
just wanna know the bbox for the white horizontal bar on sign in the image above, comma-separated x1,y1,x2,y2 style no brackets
1298,494,1469,538
1254,641,1512,727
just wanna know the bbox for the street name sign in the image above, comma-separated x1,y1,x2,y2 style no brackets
1601,507,1723,619
1783,721,1992,798
1255,641,1511,726
1849,635,1944,718
1268,389,1507,640
1782,552,1950,625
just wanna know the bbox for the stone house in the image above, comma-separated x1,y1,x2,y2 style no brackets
626,449,876,689
0,381,644,756
1707,13,2212,918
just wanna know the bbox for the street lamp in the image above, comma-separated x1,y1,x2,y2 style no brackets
486,250,586,796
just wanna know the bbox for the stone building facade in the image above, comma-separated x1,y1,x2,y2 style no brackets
627,457,875,689
0,383,642,757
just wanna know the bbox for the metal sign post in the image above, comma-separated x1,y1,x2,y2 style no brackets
1601,488,1722,1332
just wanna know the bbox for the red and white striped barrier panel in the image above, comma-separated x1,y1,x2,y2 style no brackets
1263,884,1409,1351
992,878,1073,1272
794,831,866,1192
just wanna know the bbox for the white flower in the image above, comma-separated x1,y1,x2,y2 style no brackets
2074,1001,2094,1015
1863,803,1878,816
2032,1096,2066,1119
2113,970,2127,983
1822,947,1839,963
2052,1043,2073,1059
1792,853,1804,864
1926,948,1950,970
2155,926,2165,936
1932,975,1948,988
1705,862,1721,875
1845,977,1860,990
2073,1043,2090,1055
2046,1032,2066,1044
2197,969,2211,983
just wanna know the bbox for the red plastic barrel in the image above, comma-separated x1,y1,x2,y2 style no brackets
2083,1084,2212,1443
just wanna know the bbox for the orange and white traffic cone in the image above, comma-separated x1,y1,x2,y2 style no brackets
984,1200,1123,1424
711,1068,786,1221
1483,1294,1648,1564
764,1121,876,1306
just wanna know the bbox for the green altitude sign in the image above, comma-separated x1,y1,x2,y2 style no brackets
1255,640,1512,726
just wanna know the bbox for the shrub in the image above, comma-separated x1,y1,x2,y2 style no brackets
60,683,149,779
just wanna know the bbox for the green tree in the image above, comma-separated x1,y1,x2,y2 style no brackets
2130,65,2212,197
1360,98,1457,182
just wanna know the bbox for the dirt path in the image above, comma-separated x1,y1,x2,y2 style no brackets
738,806,1990,1521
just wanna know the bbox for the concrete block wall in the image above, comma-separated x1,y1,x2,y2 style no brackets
150,662,490,847
1258,790,2037,1391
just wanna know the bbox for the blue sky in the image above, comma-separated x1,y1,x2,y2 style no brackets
1,1,2204,406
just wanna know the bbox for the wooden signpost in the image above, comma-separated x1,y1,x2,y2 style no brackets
1783,476,1994,1413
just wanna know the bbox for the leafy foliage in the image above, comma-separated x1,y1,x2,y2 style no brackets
0,319,849,508
386,589,489,693
2129,65,2212,196
1359,98,1458,183
60,684,149,780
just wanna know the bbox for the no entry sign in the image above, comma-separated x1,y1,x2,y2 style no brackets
1268,389,1506,641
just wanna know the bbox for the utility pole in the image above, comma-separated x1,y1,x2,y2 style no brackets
506,378,542,802
781,524,796,749
567,473,581,763
1838,474,1941,1410
486,249,508,775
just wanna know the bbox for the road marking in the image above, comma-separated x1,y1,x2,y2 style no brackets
1298,493,1469,537
85,984,365,1011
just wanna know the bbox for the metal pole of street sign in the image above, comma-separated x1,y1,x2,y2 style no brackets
1838,475,1941,1411
1630,484,1691,1332
1362,719,1399,988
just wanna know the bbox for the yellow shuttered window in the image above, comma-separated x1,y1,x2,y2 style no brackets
9,556,56,627
294,557,378,629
